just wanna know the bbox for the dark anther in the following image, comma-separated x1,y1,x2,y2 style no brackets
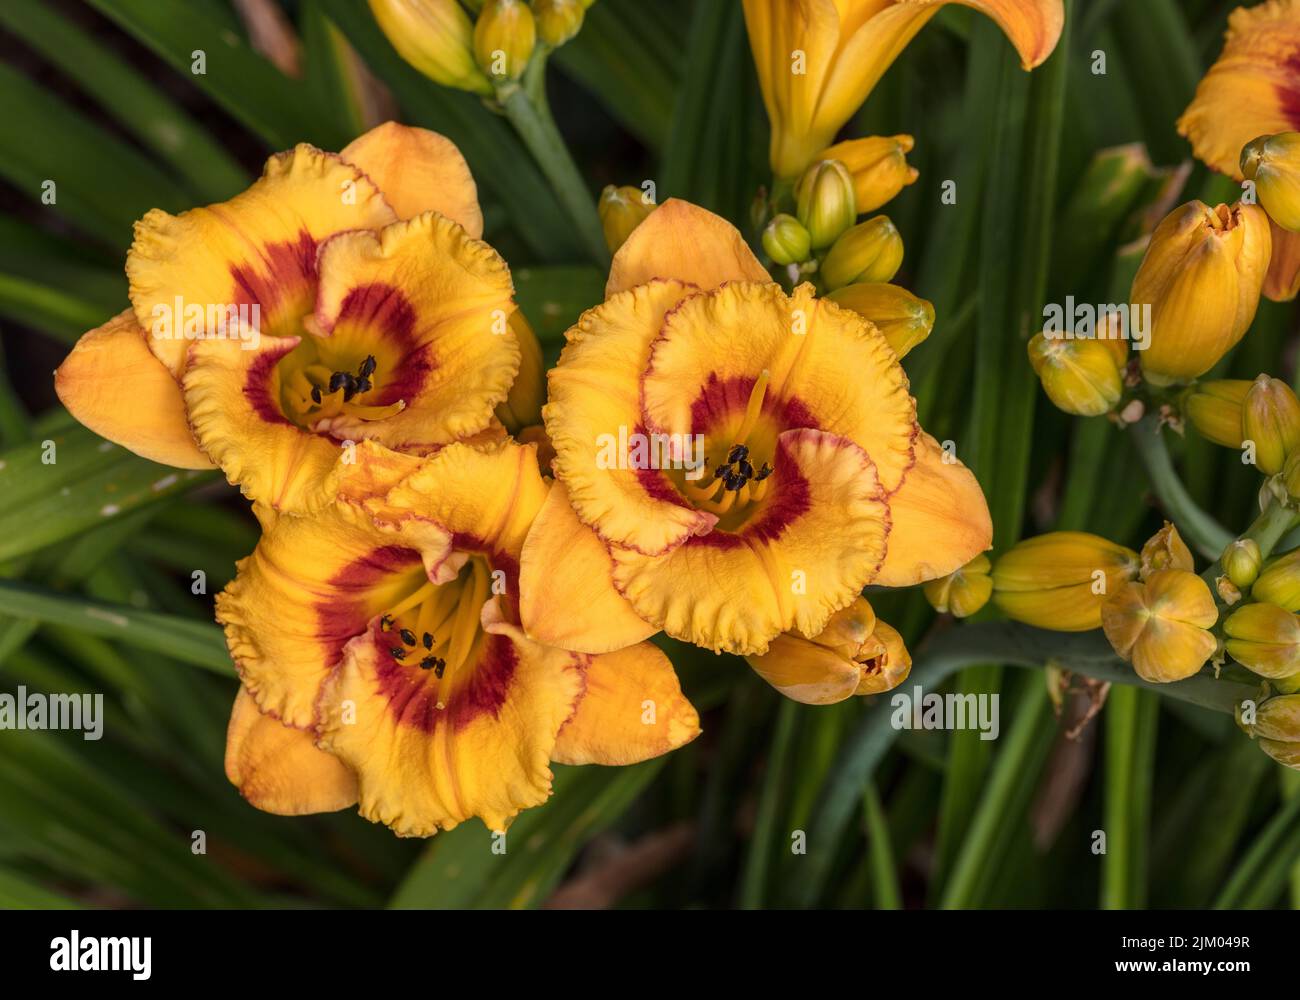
341,375,359,403
359,355,377,379
712,463,728,480
390,647,406,660
328,371,350,393
353,377,372,394
380,614,393,632
754,462,774,481
310,385,322,405
738,459,754,479
727,444,749,464
422,632,434,649
723,470,742,491
434,658,447,679
399,628,417,647
419,656,437,671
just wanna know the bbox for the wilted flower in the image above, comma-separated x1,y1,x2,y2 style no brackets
1100,569,1218,684
1139,522,1194,578
826,282,934,359
1129,200,1271,383
992,531,1140,632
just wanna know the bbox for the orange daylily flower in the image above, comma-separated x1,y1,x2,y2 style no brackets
1178,0,1300,301
519,199,992,695
55,122,541,514
742,0,1066,179
220,440,699,836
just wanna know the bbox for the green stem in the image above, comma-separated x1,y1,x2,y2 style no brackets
497,81,609,268
1129,414,1233,559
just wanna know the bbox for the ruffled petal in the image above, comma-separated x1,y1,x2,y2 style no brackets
310,213,519,452
128,144,396,376
315,604,583,836
546,279,719,555
874,431,993,587
519,481,657,654
224,686,357,816
552,642,700,765
613,428,889,655
605,198,768,297
1178,0,1300,177
54,309,213,470
642,281,917,492
339,121,484,236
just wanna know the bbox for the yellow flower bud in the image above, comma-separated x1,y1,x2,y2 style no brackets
923,553,992,619
1026,332,1124,417
820,216,903,291
532,0,584,47
1100,569,1218,684
474,0,536,83
762,213,811,266
1246,693,1300,742
826,282,934,359
1242,373,1300,475
598,184,655,253
1139,521,1194,578
1224,602,1300,679
992,531,1140,632
1240,133,1300,233
1182,379,1250,448
795,159,857,250
1250,548,1300,611
368,0,493,95
745,597,910,704
494,310,543,432
818,135,919,214
1222,537,1262,589
1131,200,1271,384
1259,739,1300,768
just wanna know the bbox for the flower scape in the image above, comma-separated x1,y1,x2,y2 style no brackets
7,0,1300,913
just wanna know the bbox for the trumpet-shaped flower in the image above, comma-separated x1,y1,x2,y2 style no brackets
56,123,540,514
519,198,992,664
742,0,1065,179
220,440,699,835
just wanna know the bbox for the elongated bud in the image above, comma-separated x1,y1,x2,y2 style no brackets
531,0,584,47
1241,133,1300,233
820,216,903,290
762,213,812,266
745,597,910,704
1182,379,1250,448
795,159,856,250
1139,522,1194,578
992,531,1140,632
827,282,934,359
818,135,919,214
598,184,655,253
1244,693,1300,742
1223,538,1263,589
923,553,992,619
1131,200,1271,384
1027,332,1124,417
474,0,536,83
1242,373,1300,475
1250,548,1300,611
1100,569,1218,683
1224,602,1300,679
369,0,493,95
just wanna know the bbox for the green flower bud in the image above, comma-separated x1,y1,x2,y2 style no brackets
1241,133,1300,233
1222,538,1263,590
820,216,903,290
795,159,856,250
1252,548,1300,611
474,0,536,83
532,0,584,47
762,213,812,266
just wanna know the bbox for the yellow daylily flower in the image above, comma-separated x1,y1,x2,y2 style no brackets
519,197,992,666
742,0,1066,179
56,122,536,515
746,596,911,704
220,440,699,835
1100,569,1219,684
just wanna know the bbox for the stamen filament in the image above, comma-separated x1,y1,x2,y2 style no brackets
444,562,490,678
387,579,437,619
735,369,770,444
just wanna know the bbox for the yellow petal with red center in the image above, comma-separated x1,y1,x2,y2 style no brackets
1178,0,1300,178
1266,221,1300,302
128,144,396,377
217,467,453,728
519,480,657,653
224,686,357,816
309,213,519,452
54,309,213,470
552,642,700,765
642,281,917,492
183,335,345,514
605,198,768,297
874,431,993,586
339,121,484,236
613,428,889,655
546,279,719,555
315,603,584,836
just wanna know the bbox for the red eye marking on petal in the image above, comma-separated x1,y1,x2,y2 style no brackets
314,544,423,662
685,374,820,437
332,282,433,405
242,339,298,426
229,229,318,323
